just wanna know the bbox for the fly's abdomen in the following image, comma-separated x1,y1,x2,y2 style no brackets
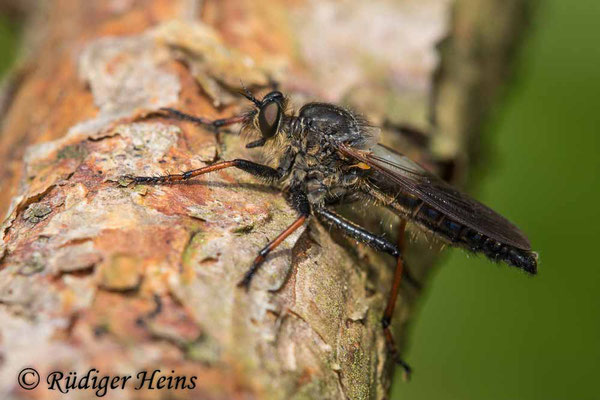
378,189,537,274
412,202,537,274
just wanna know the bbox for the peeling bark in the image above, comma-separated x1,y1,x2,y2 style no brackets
0,1,531,399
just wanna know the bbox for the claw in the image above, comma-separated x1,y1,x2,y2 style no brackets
387,344,412,380
382,321,412,380
395,356,412,381
236,275,252,291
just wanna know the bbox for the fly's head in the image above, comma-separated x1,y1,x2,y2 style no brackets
240,90,289,150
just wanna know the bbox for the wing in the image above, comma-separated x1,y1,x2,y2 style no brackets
340,143,532,250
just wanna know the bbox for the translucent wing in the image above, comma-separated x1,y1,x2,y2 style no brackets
340,144,532,250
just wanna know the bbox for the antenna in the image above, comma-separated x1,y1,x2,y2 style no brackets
238,80,262,107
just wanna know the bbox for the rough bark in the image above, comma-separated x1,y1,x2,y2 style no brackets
0,1,531,399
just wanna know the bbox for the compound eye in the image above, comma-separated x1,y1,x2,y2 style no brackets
258,101,281,139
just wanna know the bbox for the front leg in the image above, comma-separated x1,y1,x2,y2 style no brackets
160,108,248,130
125,159,302,289
158,108,271,149
124,159,280,185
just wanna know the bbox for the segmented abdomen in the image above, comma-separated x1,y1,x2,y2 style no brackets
378,190,537,274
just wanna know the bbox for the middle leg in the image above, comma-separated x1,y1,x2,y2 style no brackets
238,215,308,289
238,189,311,289
159,107,270,149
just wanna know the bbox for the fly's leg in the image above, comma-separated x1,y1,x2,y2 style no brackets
160,108,247,130
238,189,311,289
315,208,401,256
125,160,308,290
382,219,412,380
382,220,407,329
238,216,307,289
158,108,267,149
123,159,280,185
314,208,412,379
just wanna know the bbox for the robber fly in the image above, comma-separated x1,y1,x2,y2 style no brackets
124,90,537,377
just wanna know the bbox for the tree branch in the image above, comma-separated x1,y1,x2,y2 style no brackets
0,1,531,398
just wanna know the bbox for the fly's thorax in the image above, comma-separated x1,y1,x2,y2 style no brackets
254,102,376,204
284,148,362,205
296,103,380,149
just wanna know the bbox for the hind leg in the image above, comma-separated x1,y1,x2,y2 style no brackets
315,208,412,378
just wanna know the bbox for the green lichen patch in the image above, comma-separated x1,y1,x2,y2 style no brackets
23,203,52,224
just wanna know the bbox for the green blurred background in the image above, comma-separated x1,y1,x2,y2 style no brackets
394,0,600,399
0,14,17,76
0,1,598,398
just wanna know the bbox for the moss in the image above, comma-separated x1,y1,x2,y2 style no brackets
344,344,370,400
